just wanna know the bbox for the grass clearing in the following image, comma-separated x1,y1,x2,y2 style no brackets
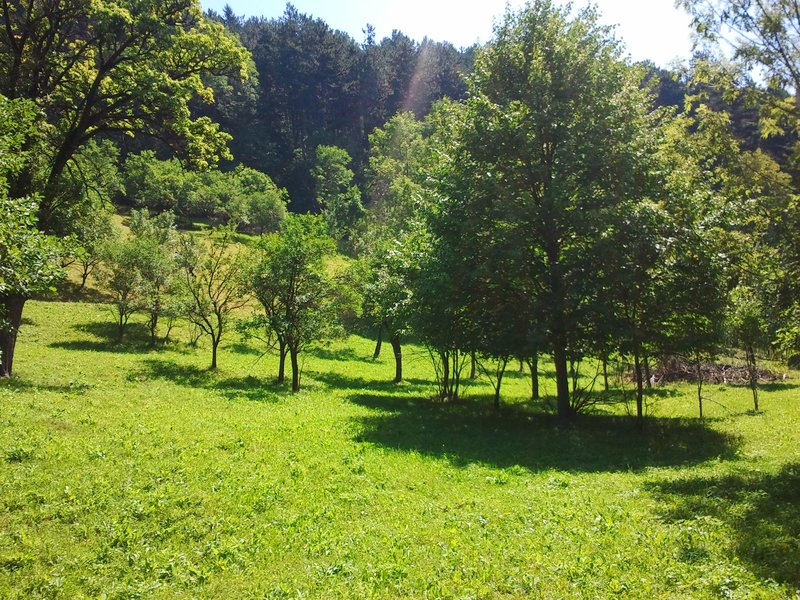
1,301,798,598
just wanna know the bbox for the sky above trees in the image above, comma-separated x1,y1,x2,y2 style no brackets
201,0,693,66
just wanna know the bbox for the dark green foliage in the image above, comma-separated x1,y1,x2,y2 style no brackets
205,6,473,211
312,145,364,253
122,152,288,231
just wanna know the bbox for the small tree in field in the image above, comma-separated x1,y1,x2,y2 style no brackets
98,238,144,342
729,286,770,412
363,240,415,383
129,210,186,344
247,214,340,391
178,227,248,370
71,207,117,290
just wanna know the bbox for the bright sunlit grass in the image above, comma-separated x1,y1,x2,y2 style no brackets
1,301,798,598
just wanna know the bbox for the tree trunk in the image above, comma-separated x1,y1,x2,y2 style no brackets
494,358,508,411
696,354,703,420
634,348,644,429
602,355,609,392
451,350,461,401
80,264,90,289
149,312,159,345
643,354,652,390
390,335,402,383
527,354,539,401
747,344,759,412
290,347,300,392
278,339,287,384
373,324,383,359
441,350,450,400
546,242,571,423
0,295,26,378
519,358,525,372
470,351,476,379
569,358,578,395
211,336,219,370
552,346,571,424
117,309,126,342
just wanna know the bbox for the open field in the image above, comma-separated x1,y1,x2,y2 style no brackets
1,301,799,598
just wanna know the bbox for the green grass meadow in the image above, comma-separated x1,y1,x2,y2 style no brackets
1,301,799,598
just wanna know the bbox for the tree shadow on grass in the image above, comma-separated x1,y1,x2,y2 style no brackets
133,358,284,403
0,377,92,395
228,343,264,357
308,370,431,394
758,382,800,392
349,393,741,474
50,321,188,354
308,346,372,362
53,280,109,303
647,464,800,589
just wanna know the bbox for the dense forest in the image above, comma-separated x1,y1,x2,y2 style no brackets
3,0,800,427
192,3,475,212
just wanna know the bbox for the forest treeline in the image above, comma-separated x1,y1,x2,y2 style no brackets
3,0,800,426
199,3,475,212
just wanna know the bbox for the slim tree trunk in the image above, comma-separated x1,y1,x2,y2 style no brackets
211,335,219,370
149,312,159,345
553,346,571,424
277,338,287,384
569,358,578,395
451,350,461,401
547,244,571,423
290,347,300,392
527,354,539,401
117,310,126,342
0,295,26,378
634,348,644,428
373,324,383,359
470,351,477,379
747,344,759,412
519,358,525,372
494,358,508,411
643,354,652,390
390,335,402,383
80,264,90,289
602,355,609,392
441,350,450,400
696,354,703,420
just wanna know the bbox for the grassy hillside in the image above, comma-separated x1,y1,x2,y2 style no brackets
1,301,798,598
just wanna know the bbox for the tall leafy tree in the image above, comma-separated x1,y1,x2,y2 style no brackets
427,1,655,421
1,0,250,218
0,95,63,377
363,112,427,245
362,241,415,383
